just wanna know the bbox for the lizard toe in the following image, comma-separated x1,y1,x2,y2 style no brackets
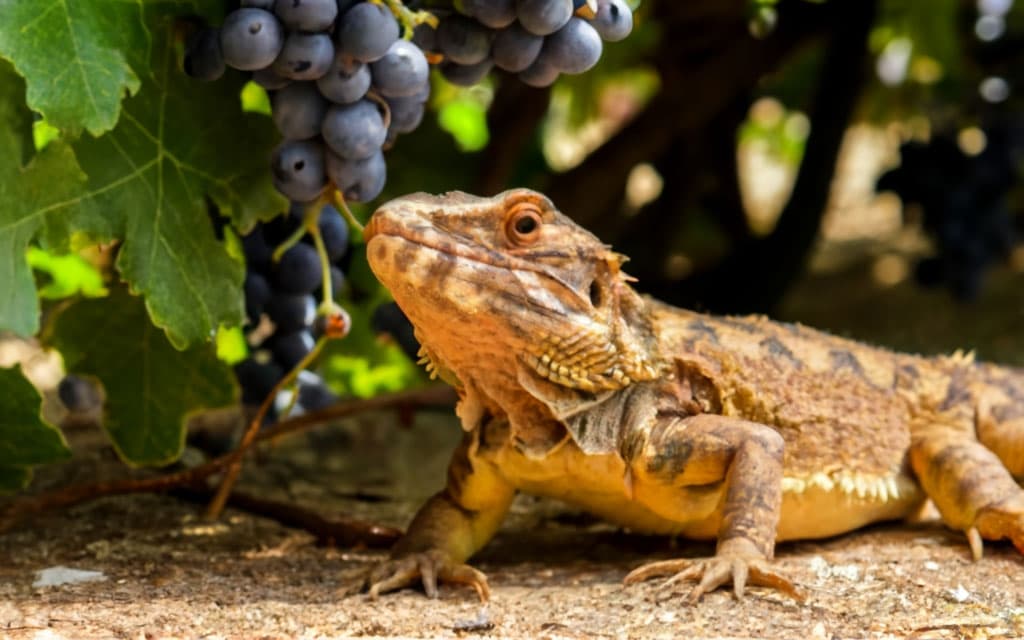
625,546,803,602
361,550,491,601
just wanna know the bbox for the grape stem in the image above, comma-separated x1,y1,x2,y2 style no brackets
371,0,439,39
330,190,365,234
205,336,329,520
270,201,322,264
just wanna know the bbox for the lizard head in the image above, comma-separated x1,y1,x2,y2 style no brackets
364,188,661,393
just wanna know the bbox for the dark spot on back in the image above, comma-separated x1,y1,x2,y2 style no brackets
830,349,865,377
940,366,971,412
894,362,920,391
687,320,719,344
760,337,801,368
777,321,803,336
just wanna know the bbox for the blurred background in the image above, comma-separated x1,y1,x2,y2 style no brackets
340,0,1024,390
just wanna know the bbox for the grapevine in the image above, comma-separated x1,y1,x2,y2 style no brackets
182,0,639,422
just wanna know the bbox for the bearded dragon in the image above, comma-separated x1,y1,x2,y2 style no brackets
360,188,1024,602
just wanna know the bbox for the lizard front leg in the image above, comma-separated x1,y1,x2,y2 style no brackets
910,422,1024,558
624,414,802,602
362,429,516,600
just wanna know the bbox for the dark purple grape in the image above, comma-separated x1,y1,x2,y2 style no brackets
440,59,494,86
326,149,386,202
220,8,285,70
386,95,425,133
317,205,350,261
271,330,316,370
262,209,303,245
543,18,602,74
437,15,492,65
271,81,328,140
336,0,360,14
244,272,272,324
252,67,291,90
272,32,334,81
370,40,430,98
463,0,516,28
492,22,542,72
271,140,327,202
297,378,339,411
57,375,103,413
184,27,225,81
592,0,632,42
267,292,317,332
372,302,421,361
316,56,370,104
322,99,387,159
412,23,438,52
242,226,273,273
235,357,285,405
273,0,338,32
518,57,559,87
275,243,323,294
515,0,573,36
336,2,400,62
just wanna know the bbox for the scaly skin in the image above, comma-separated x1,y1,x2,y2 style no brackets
360,188,1024,602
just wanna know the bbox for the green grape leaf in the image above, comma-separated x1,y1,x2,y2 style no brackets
0,0,231,137
0,366,72,493
0,0,145,136
45,289,238,466
0,61,95,337
34,6,283,347
0,59,33,163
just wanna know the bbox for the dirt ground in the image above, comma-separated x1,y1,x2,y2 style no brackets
2,399,1024,640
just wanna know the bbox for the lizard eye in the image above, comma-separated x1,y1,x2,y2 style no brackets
588,280,602,307
506,203,543,245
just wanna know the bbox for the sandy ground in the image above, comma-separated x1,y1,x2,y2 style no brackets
2,403,1024,640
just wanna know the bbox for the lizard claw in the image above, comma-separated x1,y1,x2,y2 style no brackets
971,496,1024,558
623,539,804,603
358,549,491,601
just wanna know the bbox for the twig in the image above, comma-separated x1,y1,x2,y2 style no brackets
0,385,456,532
330,190,365,234
172,487,402,548
205,337,329,520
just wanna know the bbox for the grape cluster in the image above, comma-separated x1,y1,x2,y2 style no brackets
181,0,639,416
877,129,1017,300
184,0,638,205
425,0,634,88
233,203,349,414
187,0,436,205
